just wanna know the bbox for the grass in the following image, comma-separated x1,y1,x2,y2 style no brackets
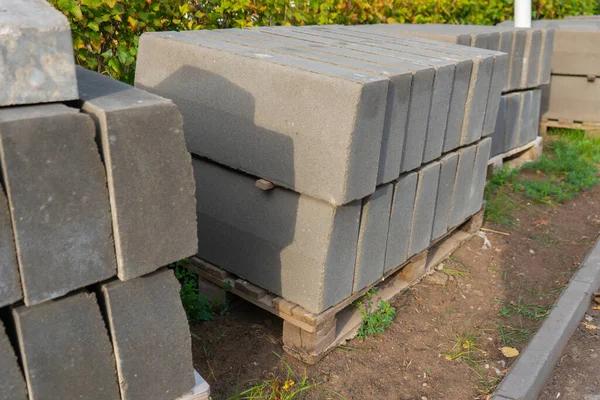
445,326,486,365
355,289,397,339
227,353,341,400
169,260,229,323
444,256,471,278
484,129,600,225
495,323,532,347
496,296,551,322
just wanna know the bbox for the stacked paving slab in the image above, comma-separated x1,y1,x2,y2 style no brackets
347,24,554,159
499,19,600,125
135,25,505,314
0,1,198,399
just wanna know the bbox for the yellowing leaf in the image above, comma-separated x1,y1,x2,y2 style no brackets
500,347,519,358
583,321,598,330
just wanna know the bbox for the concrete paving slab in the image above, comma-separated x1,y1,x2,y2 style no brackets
544,75,600,123
408,161,441,257
353,184,393,293
504,92,524,151
0,0,77,106
265,26,456,172
136,31,388,206
538,28,555,86
448,145,477,228
206,28,413,185
521,29,543,89
192,157,360,314
0,185,22,307
467,137,492,217
491,95,507,157
101,269,195,400
0,104,116,306
77,67,197,281
384,172,418,273
0,319,27,400
13,292,120,400
431,153,459,240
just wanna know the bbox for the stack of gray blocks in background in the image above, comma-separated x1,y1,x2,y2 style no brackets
499,19,600,124
354,23,554,158
135,25,504,314
0,1,198,399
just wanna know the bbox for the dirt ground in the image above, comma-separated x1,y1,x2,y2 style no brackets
539,302,600,400
191,183,600,400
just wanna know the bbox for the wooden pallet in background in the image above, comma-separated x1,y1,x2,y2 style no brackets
487,136,543,176
185,207,485,364
540,118,600,138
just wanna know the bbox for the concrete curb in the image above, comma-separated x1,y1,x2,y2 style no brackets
492,236,600,400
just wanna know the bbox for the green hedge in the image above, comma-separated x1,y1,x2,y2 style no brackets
52,0,596,83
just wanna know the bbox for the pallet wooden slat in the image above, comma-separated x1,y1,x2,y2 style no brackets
487,136,543,175
540,118,600,138
187,207,485,364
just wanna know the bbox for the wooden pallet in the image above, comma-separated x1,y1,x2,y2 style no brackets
175,370,210,400
186,207,485,364
540,118,600,138
487,136,543,176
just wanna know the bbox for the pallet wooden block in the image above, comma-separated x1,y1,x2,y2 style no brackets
187,207,485,364
540,118,600,138
487,136,543,176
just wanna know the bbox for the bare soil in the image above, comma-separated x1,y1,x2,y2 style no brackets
191,183,600,400
539,302,600,400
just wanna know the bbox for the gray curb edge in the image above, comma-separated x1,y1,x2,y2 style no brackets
492,236,600,400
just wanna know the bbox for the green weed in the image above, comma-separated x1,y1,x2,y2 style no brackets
495,323,531,347
355,290,397,339
496,297,551,322
445,327,485,365
227,353,341,400
169,261,229,323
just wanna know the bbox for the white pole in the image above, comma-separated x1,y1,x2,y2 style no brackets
515,0,532,28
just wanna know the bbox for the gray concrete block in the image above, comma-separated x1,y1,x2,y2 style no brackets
467,137,492,218
544,75,600,123
572,237,600,289
205,28,413,185
508,29,527,91
312,25,472,163
520,29,543,89
135,31,389,206
0,0,77,106
448,145,477,228
13,292,120,400
0,185,22,307
538,28,555,85
384,172,418,273
353,184,394,293
76,67,197,281
268,26,456,172
192,157,360,314
101,269,195,400
518,90,533,147
408,161,441,257
482,50,509,137
0,319,27,400
431,153,459,240
504,92,524,152
491,95,507,157
497,30,515,91
326,26,475,162
0,104,116,306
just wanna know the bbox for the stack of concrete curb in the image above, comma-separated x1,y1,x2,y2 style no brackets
135,26,502,314
346,23,554,159
499,19,600,125
0,1,198,399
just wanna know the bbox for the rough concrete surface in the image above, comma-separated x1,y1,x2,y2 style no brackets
13,292,120,400
0,185,22,307
0,0,78,106
431,153,459,240
544,75,600,123
408,161,441,257
491,95,507,157
353,184,394,293
77,67,197,281
0,104,116,306
0,319,27,400
384,172,418,273
101,269,195,400
448,145,477,229
192,157,360,314
136,31,388,206
467,137,492,217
